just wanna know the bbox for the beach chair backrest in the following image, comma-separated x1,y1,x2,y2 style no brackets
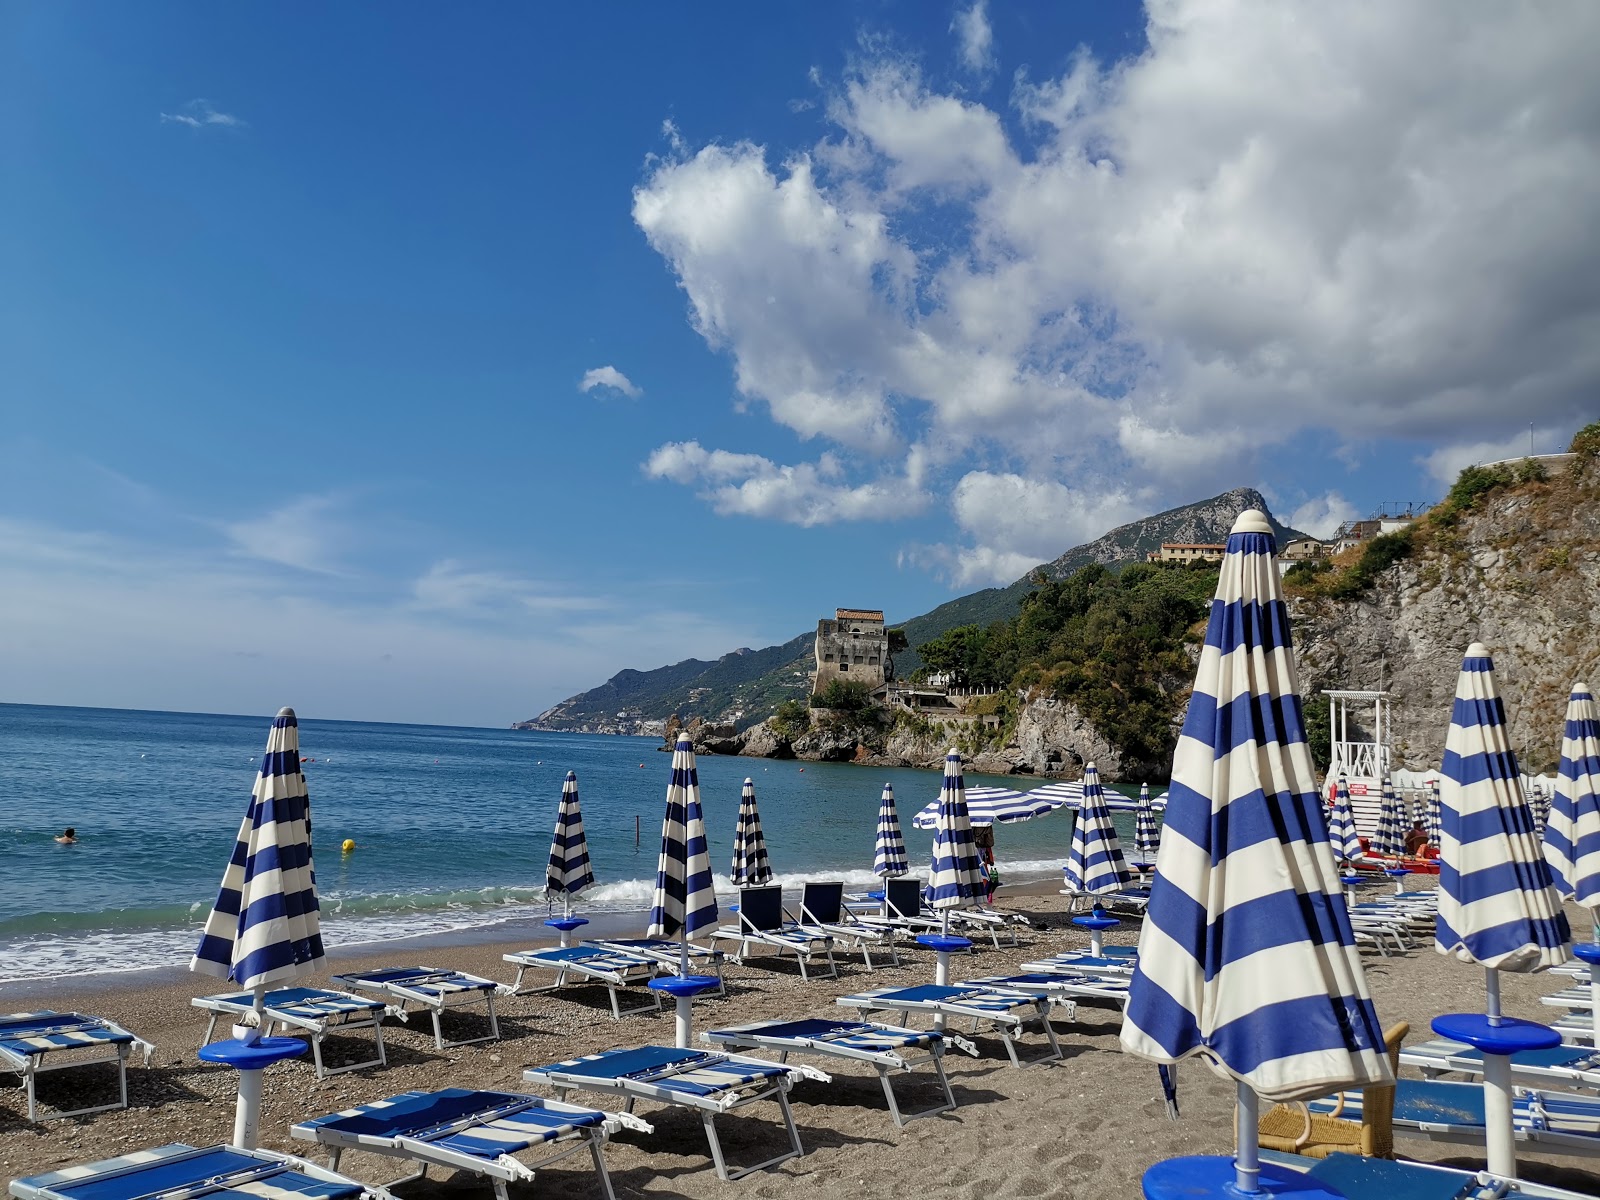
886,877,923,920
800,882,845,924
738,885,787,932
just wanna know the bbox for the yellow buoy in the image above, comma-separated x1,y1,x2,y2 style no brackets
341,839,357,853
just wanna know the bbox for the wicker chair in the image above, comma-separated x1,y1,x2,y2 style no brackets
1256,1021,1410,1159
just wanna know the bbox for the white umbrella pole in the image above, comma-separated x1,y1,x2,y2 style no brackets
1234,1083,1261,1195
673,932,694,1048
1485,967,1502,1023
231,982,270,1150
1480,967,1517,1177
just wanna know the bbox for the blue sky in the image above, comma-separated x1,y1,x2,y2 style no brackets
4,2,1597,726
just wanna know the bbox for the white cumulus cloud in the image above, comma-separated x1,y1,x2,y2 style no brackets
952,2,996,77
160,100,242,130
579,365,643,398
1289,492,1358,540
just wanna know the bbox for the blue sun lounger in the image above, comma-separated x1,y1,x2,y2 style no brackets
502,946,663,1020
708,885,838,981
291,1087,651,1200
1402,1037,1600,1092
790,882,902,970
835,982,1064,1067
960,971,1130,1019
523,1044,826,1181
1020,950,1136,977
192,987,398,1078
853,878,1023,949
1259,1146,1596,1199
1060,880,1151,915
0,1010,154,1122
583,937,728,996
331,967,507,1050
8,1144,389,1200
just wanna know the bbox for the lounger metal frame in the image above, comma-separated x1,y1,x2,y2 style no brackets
708,886,838,981
1402,1036,1600,1093
583,938,728,997
332,968,506,1050
836,984,1064,1068
191,988,398,1078
0,1010,154,1122
791,883,900,971
502,947,663,1020
8,1142,393,1200
1310,1077,1600,1158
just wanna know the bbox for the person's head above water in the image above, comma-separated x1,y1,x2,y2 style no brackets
55,827,77,843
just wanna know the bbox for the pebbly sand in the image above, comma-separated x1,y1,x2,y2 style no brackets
4,879,1599,1200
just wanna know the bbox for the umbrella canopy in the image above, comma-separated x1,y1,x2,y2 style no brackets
872,783,909,878
1121,510,1391,1104
911,785,1065,829
1064,763,1132,894
191,707,326,991
1373,773,1404,858
1327,773,1363,862
1134,782,1161,859
925,749,984,910
546,771,596,903
1435,644,1570,973
730,777,774,887
1544,683,1600,909
646,734,719,942
1031,779,1167,811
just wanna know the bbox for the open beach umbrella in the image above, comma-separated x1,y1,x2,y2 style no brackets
911,784,1064,828
1063,763,1131,895
546,771,595,917
925,749,985,927
1373,773,1404,858
1327,772,1363,863
647,733,719,974
1544,682,1600,913
1121,511,1390,1197
872,783,909,879
191,707,325,1014
1134,782,1160,864
730,777,774,887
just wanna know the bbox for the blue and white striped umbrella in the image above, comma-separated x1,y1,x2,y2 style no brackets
873,783,909,878
1121,511,1390,1106
1428,776,1443,846
1436,644,1570,973
1064,763,1131,894
1544,683,1600,910
191,707,325,993
1328,772,1363,862
911,785,1064,828
1373,773,1404,858
647,734,719,948
925,749,984,912
546,771,595,909
730,777,774,887
1134,782,1161,859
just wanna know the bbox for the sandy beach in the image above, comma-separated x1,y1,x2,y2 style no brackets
4,879,1599,1199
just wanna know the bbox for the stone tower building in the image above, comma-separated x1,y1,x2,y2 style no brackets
813,608,888,695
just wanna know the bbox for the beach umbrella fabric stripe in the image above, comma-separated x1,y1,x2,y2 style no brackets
1135,782,1161,858
730,778,774,887
1328,773,1363,862
1544,683,1600,909
1064,763,1132,894
1428,778,1443,846
911,785,1065,829
1435,645,1570,972
873,784,909,878
646,735,719,939
546,771,596,898
926,750,985,909
191,708,326,989
1374,774,1404,858
1120,512,1390,1103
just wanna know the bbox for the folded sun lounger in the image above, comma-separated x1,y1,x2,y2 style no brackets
835,982,1063,1067
1401,1036,1600,1093
331,967,506,1050
582,937,728,996
708,885,838,981
192,987,397,1078
701,1017,977,1127
523,1044,826,1181
959,971,1131,1018
502,946,663,1020
291,1087,651,1200
0,1009,154,1122
8,1143,388,1200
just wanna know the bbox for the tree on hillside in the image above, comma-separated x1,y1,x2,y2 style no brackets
885,627,909,681
918,624,985,686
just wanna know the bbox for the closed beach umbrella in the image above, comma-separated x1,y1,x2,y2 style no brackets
911,784,1064,828
925,748,985,923
1373,773,1404,858
1064,763,1131,895
1544,682,1600,911
647,733,719,972
730,777,774,887
1428,776,1443,846
191,707,325,1003
1121,511,1390,1196
1134,782,1160,860
872,783,909,879
547,771,595,917
1328,772,1363,863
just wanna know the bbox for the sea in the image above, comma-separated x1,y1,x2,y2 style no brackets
0,703,1144,983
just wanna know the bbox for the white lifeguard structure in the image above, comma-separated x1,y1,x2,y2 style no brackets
1323,689,1392,839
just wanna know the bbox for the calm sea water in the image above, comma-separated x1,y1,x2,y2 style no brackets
0,703,1142,981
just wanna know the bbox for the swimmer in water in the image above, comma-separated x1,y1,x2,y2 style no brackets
54,827,77,844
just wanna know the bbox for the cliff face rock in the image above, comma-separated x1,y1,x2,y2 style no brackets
1010,697,1125,776
1291,466,1600,773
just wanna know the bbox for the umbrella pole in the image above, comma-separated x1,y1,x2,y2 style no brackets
1479,966,1518,1178
247,983,266,1045
1233,1083,1262,1195
1485,966,1502,1024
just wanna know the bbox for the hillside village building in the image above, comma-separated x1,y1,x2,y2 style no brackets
813,608,888,694
1146,542,1227,564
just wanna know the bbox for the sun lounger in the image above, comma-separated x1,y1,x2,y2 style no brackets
708,885,838,981
1020,951,1136,977
291,1087,651,1200
1402,1036,1600,1092
1060,880,1151,916
960,971,1131,1018
8,1143,388,1200
854,878,1020,950
835,982,1063,1067
0,1010,154,1121
502,946,662,1019
523,1044,826,1181
1259,1145,1596,1199
790,882,901,970
192,987,396,1079
331,967,506,1050
583,937,728,996
700,1017,977,1127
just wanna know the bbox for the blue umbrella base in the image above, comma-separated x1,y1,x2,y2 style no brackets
197,1036,307,1071
1142,1156,1345,1199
